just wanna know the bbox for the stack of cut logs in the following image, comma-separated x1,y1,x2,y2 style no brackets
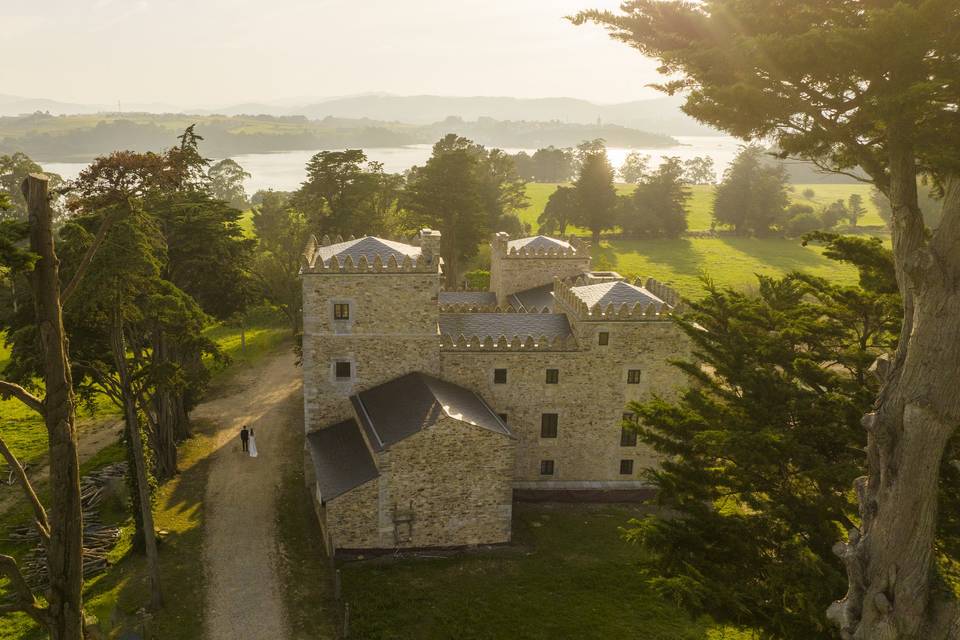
6,462,127,587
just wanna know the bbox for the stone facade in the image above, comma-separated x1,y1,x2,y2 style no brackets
489,233,591,306
302,230,692,551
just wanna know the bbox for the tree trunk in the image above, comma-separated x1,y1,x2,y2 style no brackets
150,327,178,480
828,147,960,638
111,310,163,611
22,174,85,640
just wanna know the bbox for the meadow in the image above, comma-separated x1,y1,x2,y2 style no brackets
340,503,754,640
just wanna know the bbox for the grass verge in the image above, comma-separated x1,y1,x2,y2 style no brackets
339,503,754,640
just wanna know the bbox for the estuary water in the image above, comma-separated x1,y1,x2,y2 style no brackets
44,135,743,193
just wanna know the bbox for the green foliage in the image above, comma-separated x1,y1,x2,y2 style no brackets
619,151,650,184
207,158,251,210
0,152,64,222
682,156,716,185
624,265,898,639
870,182,943,229
463,269,490,291
712,146,790,235
571,140,618,242
401,134,527,285
620,157,689,238
293,149,402,237
511,147,575,183
846,194,865,227
537,185,577,235
250,191,311,333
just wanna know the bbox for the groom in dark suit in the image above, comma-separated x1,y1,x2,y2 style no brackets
240,425,250,453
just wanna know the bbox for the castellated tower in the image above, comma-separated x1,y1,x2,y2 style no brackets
300,230,442,434
489,232,591,307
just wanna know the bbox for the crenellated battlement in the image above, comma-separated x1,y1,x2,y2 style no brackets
438,302,551,314
438,333,578,352
553,276,684,321
490,232,590,259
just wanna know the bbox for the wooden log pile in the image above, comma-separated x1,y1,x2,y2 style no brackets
5,462,127,587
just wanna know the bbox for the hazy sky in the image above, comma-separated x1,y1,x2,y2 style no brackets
1,0,665,107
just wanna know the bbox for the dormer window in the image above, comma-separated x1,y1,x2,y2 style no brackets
333,303,350,320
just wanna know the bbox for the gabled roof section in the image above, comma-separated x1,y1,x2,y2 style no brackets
438,312,572,342
307,420,379,502
508,284,555,311
507,235,573,252
568,280,665,309
314,236,421,267
352,373,511,450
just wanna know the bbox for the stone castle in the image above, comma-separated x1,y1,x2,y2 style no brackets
301,229,691,553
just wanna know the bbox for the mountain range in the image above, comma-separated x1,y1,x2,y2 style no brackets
0,93,720,137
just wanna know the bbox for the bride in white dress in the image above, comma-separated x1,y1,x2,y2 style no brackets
248,428,258,458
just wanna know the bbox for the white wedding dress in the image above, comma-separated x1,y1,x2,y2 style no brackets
248,434,258,458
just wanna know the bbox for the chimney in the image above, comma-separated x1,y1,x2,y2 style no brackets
419,228,442,264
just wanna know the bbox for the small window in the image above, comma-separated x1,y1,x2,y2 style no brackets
497,413,508,424
620,459,634,475
598,331,609,346
334,361,352,379
494,368,507,384
333,303,350,320
545,369,559,384
627,369,642,384
540,460,555,476
621,413,637,446
541,413,558,438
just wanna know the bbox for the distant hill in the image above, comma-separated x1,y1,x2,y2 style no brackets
0,92,721,136
291,94,719,136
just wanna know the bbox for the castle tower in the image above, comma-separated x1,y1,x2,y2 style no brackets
300,230,442,433
489,232,592,307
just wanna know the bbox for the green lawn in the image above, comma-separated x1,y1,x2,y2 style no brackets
340,503,754,640
593,236,862,298
518,182,884,233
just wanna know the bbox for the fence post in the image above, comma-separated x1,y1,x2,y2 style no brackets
335,569,342,600
343,602,350,639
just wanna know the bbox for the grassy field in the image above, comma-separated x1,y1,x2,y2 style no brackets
518,182,885,233
340,503,753,640
593,237,862,298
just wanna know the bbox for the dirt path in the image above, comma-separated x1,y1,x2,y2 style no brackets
195,348,302,640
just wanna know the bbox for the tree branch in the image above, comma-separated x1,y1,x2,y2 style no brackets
0,555,47,625
0,380,44,416
61,204,120,305
0,435,50,548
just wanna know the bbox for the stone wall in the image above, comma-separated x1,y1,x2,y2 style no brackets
323,415,515,550
439,320,691,486
490,254,590,306
302,270,440,432
324,478,381,550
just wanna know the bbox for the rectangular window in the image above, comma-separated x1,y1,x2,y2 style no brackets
620,425,637,447
541,413,558,438
334,361,351,379
627,369,642,384
497,413,508,424
540,459,555,476
333,303,350,320
494,368,507,384
598,331,609,346
620,459,634,475
545,368,559,384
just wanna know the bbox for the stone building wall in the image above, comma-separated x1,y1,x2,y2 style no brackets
323,479,381,550
302,270,440,432
438,321,690,486
381,415,515,547
490,255,590,306
322,416,514,550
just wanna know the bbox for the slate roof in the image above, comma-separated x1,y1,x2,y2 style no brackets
352,373,511,452
314,236,421,267
438,312,572,340
508,284,555,311
569,280,665,308
507,235,573,252
438,291,498,306
306,419,379,502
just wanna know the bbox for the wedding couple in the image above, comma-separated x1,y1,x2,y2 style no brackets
239,425,258,458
